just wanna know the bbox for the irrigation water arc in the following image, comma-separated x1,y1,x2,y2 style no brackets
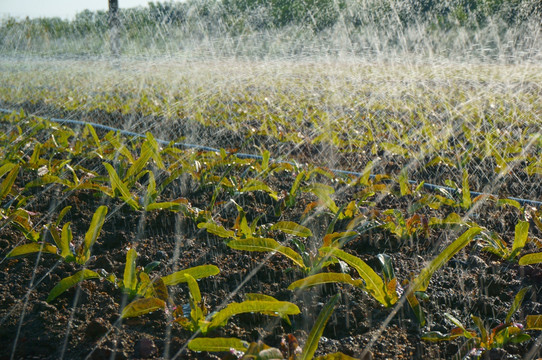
1,107,541,208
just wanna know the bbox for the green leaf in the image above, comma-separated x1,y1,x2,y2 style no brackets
145,132,165,170
303,184,339,213
7,243,58,258
197,222,235,239
187,337,249,352
126,145,152,180
505,286,531,324
421,331,453,342
228,238,306,269
271,221,313,237
123,248,138,295
461,169,471,210
470,315,487,345
184,273,202,303
103,163,140,209
121,297,166,318
240,179,278,200
59,222,74,260
288,273,363,290
518,252,542,265
301,294,339,360
509,221,529,260
47,269,100,302
55,206,72,227
245,293,293,325
0,164,19,201
209,300,300,330
77,205,108,264
412,227,481,292
526,315,542,330
320,247,390,306
161,265,220,286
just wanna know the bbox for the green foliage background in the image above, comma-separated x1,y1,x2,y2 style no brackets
0,0,540,58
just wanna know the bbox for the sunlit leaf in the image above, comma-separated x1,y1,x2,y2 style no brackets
197,222,235,239
7,242,58,258
301,294,339,360
526,315,542,330
228,237,305,269
505,286,531,324
509,221,529,260
0,164,19,201
518,252,542,265
271,221,312,237
320,247,390,306
161,265,219,286
78,205,108,264
288,273,363,290
123,248,138,295
412,226,481,292
209,300,300,330
121,297,166,318
47,269,100,302
187,337,249,352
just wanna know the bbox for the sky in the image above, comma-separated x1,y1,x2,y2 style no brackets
0,0,161,20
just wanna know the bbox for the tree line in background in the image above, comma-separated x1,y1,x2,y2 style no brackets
0,0,540,57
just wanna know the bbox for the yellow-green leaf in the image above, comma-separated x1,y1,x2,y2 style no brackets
47,269,100,302
228,237,305,269
412,226,481,292
526,315,542,330
301,294,339,360
320,247,390,306
7,243,58,258
519,252,542,265
197,222,235,239
161,265,219,286
271,221,312,237
288,273,363,290
209,301,300,330
121,297,166,318
187,337,249,352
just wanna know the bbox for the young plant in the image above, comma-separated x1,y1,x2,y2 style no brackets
422,287,535,356
188,294,357,360
479,220,530,261
7,205,107,267
120,263,221,320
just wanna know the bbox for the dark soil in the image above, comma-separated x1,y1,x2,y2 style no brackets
0,109,541,360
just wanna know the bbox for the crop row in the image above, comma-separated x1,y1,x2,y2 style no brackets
1,111,541,358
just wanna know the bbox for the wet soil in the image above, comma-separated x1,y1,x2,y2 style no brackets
0,110,541,360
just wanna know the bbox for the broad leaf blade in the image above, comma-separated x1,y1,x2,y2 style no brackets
121,297,166,318
47,269,100,302
0,164,19,201
271,221,312,237
209,301,300,330
301,294,340,360
320,247,389,306
161,265,219,286
104,163,139,209
79,205,108,264
197,222,235,239
412,227,481,292
7,243,58,258
505,286,531,324
518,252,542,265
187,337,249,352
288,273,363,290
526,315,542,330
228,238,305,269
510,221,529,260
123,248,138,295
